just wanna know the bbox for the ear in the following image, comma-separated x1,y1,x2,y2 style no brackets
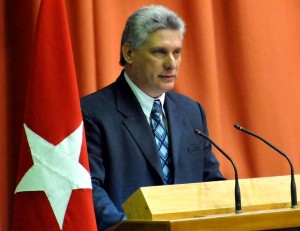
121,43,134,64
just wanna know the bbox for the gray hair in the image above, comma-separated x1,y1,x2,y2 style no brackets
119,5,186,66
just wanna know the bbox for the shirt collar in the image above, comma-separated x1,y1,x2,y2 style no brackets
124,71,166,119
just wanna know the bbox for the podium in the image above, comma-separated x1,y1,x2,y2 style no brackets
114,175,300,230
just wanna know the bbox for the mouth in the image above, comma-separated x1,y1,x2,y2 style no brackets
159,74,176,78
158,75,176,84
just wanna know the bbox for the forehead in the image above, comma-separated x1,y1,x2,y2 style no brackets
143,28,182,49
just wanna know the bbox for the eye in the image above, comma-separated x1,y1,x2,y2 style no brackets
173,49,181,59
152,48,167,56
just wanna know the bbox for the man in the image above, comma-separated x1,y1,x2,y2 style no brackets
81,5,225,231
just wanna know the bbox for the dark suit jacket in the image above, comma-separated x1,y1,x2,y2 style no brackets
80,71,224,230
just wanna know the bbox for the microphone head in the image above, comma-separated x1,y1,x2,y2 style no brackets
194,129,202,135
234,124,242,130
194,129,206,137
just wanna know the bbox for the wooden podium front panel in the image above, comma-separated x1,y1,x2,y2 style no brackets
123,175,300,220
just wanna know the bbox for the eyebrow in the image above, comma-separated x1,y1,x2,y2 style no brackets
150,46,182,51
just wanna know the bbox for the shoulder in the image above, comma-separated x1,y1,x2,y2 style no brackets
80,71,126,109
81,83,114,103
166,91,208,121
166,91,204,110
80,82,117,116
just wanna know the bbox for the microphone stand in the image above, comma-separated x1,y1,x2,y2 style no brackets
234,124,298,208
194,129,242,213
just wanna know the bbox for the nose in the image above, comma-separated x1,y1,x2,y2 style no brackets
163,54,176,70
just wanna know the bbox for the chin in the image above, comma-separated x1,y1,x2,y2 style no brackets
163,82,175,91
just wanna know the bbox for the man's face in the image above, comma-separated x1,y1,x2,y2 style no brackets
127,29,183,98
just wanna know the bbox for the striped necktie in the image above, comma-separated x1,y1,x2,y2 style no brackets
150,100,172,185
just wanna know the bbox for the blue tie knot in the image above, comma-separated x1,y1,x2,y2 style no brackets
151,100,162,119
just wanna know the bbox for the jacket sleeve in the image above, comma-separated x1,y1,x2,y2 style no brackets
81,105,126,231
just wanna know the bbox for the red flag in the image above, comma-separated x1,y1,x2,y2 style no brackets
12,0,97,230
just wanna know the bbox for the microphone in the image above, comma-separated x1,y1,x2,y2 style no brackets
234,124,298,208
194,129,242,213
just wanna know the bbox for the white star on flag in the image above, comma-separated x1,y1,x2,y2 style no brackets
15,122,92,230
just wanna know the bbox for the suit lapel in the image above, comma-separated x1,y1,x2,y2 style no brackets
164,94,184,171
115,74,164,181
